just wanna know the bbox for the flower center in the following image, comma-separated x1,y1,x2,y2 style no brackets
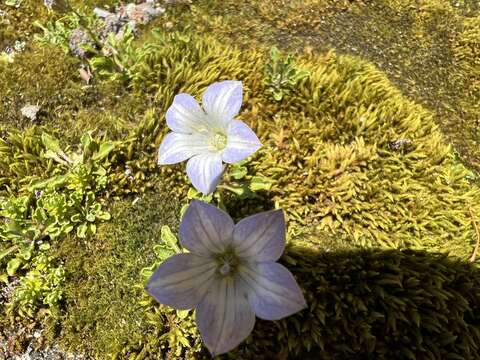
210,132,227,151
215,250,239,277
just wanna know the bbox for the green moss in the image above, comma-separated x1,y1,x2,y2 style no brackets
117,31,480,257
54,190,189,358
233,245,480,359
0,0,50,49
0,43,86,128
170,0,480,171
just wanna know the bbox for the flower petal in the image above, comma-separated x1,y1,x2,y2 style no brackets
239,262,307,320
157,132,211,165
145,253,216,310
186,152,224,195
196,276,255,356
222,120,262,164
232,209,285,262
179,200,234,256
166,93,209,133
202,80,242,128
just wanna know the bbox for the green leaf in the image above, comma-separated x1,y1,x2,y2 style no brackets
80,133,93,150
230,165,248,180
92,142,115,161
77,223,88,238
96,211,111,221
161,226,180,252
29,175,67,190
86,213,96,222
39,243,51,251
176,309,190,319
250,176,274,191
19,245,33,260
153,246,174,261
0,245,19,261
7,258,22,276
42,133,61,153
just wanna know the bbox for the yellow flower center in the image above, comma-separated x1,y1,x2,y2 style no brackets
210,132,227,151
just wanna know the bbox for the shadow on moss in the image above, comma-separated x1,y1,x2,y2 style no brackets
51,190,480,359
234,245,480,360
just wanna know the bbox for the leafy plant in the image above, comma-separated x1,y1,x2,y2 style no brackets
264,46,310,101
88,26,137,82
4,0,23,8
8,251,65,318
219,160,274,200
33,13,81,52
1,132,115,280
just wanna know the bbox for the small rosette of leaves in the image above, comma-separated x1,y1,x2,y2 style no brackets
264,46,310,101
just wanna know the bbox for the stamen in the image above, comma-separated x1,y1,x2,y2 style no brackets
210,132,227,151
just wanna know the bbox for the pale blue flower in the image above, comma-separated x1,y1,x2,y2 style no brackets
157,81,262,194
146,200,307,356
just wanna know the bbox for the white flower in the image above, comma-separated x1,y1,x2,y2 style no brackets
157,80,262,194
146,201,307,356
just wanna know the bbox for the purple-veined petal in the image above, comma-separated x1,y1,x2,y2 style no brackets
196,276,255,356
222,120,262,164
157,132,211,165
145,253,216,310
179,200,234,256
239,262,307,321
186,152,224,195
232,209,285,262
166,93,209,133
202,81,242,128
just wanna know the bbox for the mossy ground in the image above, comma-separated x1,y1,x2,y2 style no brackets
1,0,480,359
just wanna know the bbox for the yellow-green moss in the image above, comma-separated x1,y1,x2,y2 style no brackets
110,32,480,258
163,0,480,171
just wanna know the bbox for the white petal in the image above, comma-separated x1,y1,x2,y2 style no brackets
196,276,255,356
202,81,243,129
222,120,262,164
179,200,234,256
145,253,216,309
239,262,307,321
157,132,211,165
166,93,209,133
186,152,224,195
232,209,285,262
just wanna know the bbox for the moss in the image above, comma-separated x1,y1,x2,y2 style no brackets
113,31,480,257
0,43,87,128
54,190,186,358
232,245,480,359
52,194,480,359
0,0,50,49
167,0,480,171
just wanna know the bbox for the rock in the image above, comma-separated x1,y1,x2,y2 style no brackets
68,28,95,58
20,104,40,121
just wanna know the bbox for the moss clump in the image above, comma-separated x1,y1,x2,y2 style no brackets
231,245,480,359
54,190,193,358
175,0,480,171
246,51,480,257
0,43,87,128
